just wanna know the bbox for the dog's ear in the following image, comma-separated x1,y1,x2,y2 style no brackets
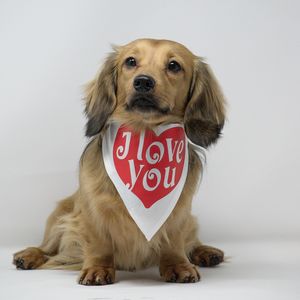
184,59,226,148
84,51,118,137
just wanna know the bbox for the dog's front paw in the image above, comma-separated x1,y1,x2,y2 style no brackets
160,262,200,283
13,247,48,270
190,245,224,267
78,266,115,285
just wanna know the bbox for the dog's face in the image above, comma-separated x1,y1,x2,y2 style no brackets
115,39,194,125
85,39,226,147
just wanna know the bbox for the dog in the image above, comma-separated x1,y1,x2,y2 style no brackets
13,38,226,284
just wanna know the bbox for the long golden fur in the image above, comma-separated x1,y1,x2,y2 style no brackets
13,39,226,284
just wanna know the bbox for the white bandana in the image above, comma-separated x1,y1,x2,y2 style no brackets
102,122,189,241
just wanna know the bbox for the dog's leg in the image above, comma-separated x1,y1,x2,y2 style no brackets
189,242,224,267
78,232,115,286
182,216,224,268
13,247,48,270
13,195,75,270
159,232,200,283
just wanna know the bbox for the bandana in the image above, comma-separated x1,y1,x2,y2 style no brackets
102,122,189,241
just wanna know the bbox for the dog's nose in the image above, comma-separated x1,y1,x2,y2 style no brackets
133,75,155,93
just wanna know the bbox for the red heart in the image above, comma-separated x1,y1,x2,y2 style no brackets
113,125,186,208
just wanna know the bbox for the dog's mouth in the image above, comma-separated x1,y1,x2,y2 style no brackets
126,95,170,115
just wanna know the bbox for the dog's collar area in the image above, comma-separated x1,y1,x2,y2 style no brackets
107,122,207,157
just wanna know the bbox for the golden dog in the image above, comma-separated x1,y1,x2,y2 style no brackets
13,39,226,284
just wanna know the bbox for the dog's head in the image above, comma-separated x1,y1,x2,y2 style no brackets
84,39,226,147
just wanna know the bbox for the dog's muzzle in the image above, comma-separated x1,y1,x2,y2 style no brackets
126,94,169,114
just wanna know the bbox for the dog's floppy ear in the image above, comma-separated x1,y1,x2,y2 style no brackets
84,51,118,137
184,59,226,148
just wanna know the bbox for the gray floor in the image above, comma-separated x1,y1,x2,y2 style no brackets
1,240,299,300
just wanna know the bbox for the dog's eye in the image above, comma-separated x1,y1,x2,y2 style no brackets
167,60,182,73
125,57,137,68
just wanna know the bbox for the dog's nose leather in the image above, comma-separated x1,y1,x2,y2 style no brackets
133,75,155,93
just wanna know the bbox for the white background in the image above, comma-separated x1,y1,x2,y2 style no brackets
0,1,299,299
